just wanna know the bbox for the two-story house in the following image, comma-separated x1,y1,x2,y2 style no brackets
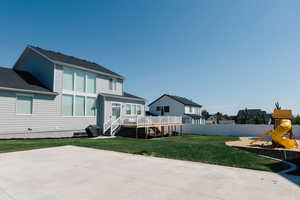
148,94,203,124
0,46,146,136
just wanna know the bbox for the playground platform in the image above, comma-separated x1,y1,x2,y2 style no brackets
226,137,300,160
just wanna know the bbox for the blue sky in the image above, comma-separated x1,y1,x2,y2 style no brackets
1,0,300,115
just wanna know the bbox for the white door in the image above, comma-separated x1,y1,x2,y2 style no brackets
111,103,121,121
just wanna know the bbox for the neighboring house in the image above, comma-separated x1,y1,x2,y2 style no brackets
0,46,146,135
236,109,271,124
148,94,203,124
205,115,235,125
205,116,217,124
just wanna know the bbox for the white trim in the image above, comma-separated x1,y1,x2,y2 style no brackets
53,64,56,91
124,103,143,116
0,87,58,96
55,60,125,80
100,93,145,102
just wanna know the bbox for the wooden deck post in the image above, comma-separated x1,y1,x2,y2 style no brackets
136,127,138,139
174,125,177,136
180,125,183,136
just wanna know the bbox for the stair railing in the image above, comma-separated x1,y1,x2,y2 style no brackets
110,117,122,136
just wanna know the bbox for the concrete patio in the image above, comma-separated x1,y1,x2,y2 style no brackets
0,146,299,200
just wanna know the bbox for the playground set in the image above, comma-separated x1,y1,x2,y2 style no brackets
250,109,298,149
226,109,299,161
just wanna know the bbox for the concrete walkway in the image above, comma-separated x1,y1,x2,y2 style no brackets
0,146,299,200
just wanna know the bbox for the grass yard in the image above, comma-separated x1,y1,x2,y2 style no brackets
0,135,289,172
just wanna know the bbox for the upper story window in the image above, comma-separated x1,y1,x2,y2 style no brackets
164,106,170,113
63,67,96,94
16,95,33,115
109,78,117,91
63,68,74,91
156,106,161,111
75,71,85,92
189,106,192,113
87,74,96,93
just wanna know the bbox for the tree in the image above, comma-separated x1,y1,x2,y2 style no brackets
254,112,266,124
292,115,300,125
215,112,222,124
240,108,250,124
201,110,210,120
275,102,281,110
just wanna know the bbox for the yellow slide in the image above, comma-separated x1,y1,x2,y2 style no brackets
271,119,297,149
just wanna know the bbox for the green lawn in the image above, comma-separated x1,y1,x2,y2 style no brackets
0,135,289,172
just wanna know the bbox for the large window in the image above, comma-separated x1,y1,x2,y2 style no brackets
75,71,85,92
132,105,137,115
87,74,96,93
137,105,142,115
109,78,117,91
63,68,96,94
164,106,170,113
75,96,85,116
125,104,143,115
63,68,74,91
16,95,33,115
86,97,97,116
62,67,97,117
62,95,73,116
126,104,131,115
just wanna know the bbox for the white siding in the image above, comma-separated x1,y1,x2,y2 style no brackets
96,74,123,95
149,96,184,116
103,97,145,123
184,106,201,115
0,91,96,134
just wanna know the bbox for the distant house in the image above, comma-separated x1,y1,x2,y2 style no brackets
205,115,235,125
148,94,203,124
236,109,271,124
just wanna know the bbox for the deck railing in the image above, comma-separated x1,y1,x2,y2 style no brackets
121,116,182,126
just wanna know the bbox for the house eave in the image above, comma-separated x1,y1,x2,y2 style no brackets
100,93,146,102
0,87,58,96
53,60,125,80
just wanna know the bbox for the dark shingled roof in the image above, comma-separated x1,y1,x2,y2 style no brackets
100,92,145,101
29,46,124,79
0,67,52,93
149,94,202,107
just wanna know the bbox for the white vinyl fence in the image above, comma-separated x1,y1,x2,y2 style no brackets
182,124,300,139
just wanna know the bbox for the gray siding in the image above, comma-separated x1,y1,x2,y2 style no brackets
0,91,96,134
103,97,145,126
96,74,123,95
149,96,184,116
14,48,54,90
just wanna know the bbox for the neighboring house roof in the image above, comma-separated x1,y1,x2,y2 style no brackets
149,94,202,107
0,67,57,95
100,92,145,102
27,46,124,79
184,114,201,119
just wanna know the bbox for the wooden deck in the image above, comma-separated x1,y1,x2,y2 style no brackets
105,116,183,138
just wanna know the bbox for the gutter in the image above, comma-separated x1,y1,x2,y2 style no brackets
100,93,146,102
0,87,58,96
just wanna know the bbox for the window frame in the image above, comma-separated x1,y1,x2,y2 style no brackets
109,78,117,91
164,106,170,113
62,67,97,117
62,94,74,117
16,94,33,115
74,95,86,117
86,97,97,117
